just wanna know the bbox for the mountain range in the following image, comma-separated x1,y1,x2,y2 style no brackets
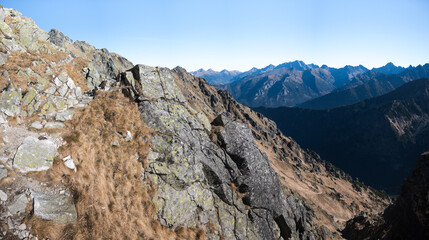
300,64,429,109
220,61,369,107
192,61,429,111
190,68,241,85
255,78,429,193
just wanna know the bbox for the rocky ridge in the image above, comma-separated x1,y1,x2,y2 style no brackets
0,6,389,240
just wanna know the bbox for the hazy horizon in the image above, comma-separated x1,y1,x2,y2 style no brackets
3,0,429,72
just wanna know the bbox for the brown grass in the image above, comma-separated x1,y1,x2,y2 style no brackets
60,58,89,91
29,90,204,240
0,51,37,91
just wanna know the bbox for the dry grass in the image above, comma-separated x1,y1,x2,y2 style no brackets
60,58,89,91
0,51,37,91
28,90,204,240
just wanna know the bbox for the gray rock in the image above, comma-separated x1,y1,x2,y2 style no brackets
197,112,211,131
30,121,43,130
0,88,22,117
125,131,133,142
217,117,314,239
0,113,6,124
0,6,5,22
8,193,29,214
0,167,7,180
18,223,26,230
112,140,120,147
13,136,57,172
58,84,69,97
31,190,77,224
0,190,7,201
55,110,74,122
62,155,76,172
44,122,65,129
7,217,14,229
47,29,72,48
0,52,7,65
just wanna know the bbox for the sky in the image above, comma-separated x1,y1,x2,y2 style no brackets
2,0,429,72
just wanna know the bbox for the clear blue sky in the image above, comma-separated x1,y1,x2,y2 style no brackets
2,0,429,71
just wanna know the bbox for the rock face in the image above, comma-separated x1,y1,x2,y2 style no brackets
343,152,429,239
121,65,317,239
217,118,313,239
13,136,57,172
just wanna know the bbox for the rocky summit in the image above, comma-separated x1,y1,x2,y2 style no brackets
0,6,402,240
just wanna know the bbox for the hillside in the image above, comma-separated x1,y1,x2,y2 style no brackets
343,152,429,239
223,61,367,107
255,78,429,193
0,6,390,240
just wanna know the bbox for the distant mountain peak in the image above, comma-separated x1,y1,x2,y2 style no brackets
372,62,405,75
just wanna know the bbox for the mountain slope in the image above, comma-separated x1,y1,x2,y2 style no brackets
300,64,429,109
255,78,429,193
343,152,429,239
224,61,368,107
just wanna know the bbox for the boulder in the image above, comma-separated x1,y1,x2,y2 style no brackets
30,121,43,130
55,110,74,122
13,136,57,172
44,122,65,129
31,190,77,224
7,193,29,214
0,88,22,117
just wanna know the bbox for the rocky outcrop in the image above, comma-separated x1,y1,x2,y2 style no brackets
343,152,429,239
120,65,318,239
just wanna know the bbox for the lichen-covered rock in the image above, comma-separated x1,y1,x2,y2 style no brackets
7,193,29,215
0,88,22,116
31,190,77,224
13,136,57,172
